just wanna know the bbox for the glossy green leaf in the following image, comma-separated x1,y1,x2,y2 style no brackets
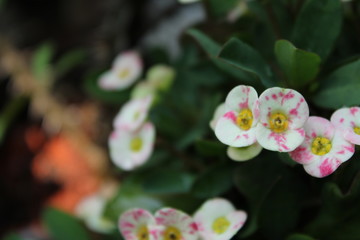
187,29,259,85
275,40,321,88
142,169,194,195
42,207,90,240
195,139,226,157
218,37,275,87
207,0,238,18
191,163,233,198
31,42,55,81
286,233,316,240
291,0,342,60
312,58,360,109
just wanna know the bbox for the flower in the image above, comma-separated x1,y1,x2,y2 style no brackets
215,85,260,147
331,107,360,145
289,116,355,178
109,122,155,170
98,51,142,90
146,65,175,91
227,142,262,161
75,193,115,233
155,208,199,240
131,81,156,100
119,208,158,240
113,96,153,131
256,87,309,152
193,198,247,240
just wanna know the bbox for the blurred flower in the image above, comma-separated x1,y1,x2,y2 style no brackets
227,142,262,161
113,96,153,131
109,122,155,170
146,65,175,91
331,107,360,145
193,198,247,240
75,193,115,234
155,208,199,240
98,51,142,90
215,85,259,147
289,116,355,178
256,87,308,152
119,208,158,240
131,81,157,100
209,103,226,131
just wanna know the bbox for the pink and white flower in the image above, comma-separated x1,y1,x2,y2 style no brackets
109,122,155,170
193,198,247,240
210,103,226,131
119,208,158,240
289,116,355,178
256,87,309,152
155,208,199,240
113,96,153,131
331,107,360,145
215,85,260,147
98,51,142,90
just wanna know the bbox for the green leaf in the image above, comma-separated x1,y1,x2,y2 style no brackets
195,139,226,157
275,40,321,88
291,0,342,60
286,233,316,240
187,29,259,85
191,163,233,198
207,0,238,18
42,207,90,240
2,233,22,240
142,169,195,195
218,37,275,87
31,42,55,81
55,49,86,77
82,70,130,104
312,58,360,109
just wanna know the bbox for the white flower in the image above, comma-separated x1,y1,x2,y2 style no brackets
256,87,309,152
146,65,175,91
289,116,355,178
210,103,226,131
193,198,247,240
215,85,260,147
109,122,155,170
331,107,360,145
98,51,142,90
113,96,153,131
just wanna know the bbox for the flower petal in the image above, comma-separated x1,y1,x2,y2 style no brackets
113,96,153,131
225,85,258,113
256,124,305,152
226,142,262,161
258,87,309,129
210,103,226,131
111,51,142,89
119,208,156,240
98,71,121,90
155,208,199,240
331,107,360,145
215,111,257,147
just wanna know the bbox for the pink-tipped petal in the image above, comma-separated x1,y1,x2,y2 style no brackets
225,85,258,113
119,208,156,240
256,124,305,152
98,71,120,90
305,116,335,140
210,103,227,131
331,107,360,145
215,111,257,147
155,208,198,240
258,87,309,129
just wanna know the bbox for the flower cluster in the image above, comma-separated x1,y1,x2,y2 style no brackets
214,85,358,178
103,52,175,170
118,198,247,240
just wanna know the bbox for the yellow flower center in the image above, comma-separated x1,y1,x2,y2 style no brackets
354,126,360,135
137,225,149,240
212,217,230,234
118,68,130,79
236,108,253,131
311,137,332,156
130,137,143,152
164,226,182,240
269,112,289,133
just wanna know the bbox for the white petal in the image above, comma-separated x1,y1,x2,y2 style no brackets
225,85,258,114
256,124,305,152
210,103,226,131
226,142,262,161
331,107,360,145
